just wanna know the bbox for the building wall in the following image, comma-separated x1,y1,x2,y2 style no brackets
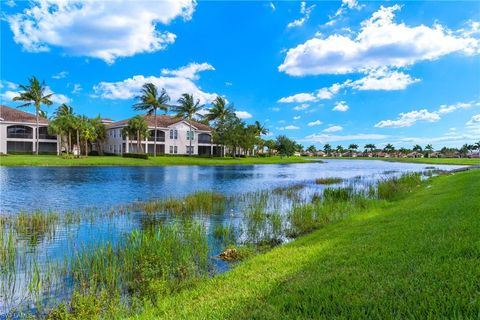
0,122,59,154
104,121,213,155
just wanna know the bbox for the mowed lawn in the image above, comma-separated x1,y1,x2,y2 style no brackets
134,170,480,319
0,155,314,166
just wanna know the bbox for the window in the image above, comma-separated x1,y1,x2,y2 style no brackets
198,133,211,144
7,141,33,153
186,131,194,140
169,146,173,153
186,146,194,154
38,127,56,140
169,130,173,139
174,130,178,139
174,146,178,154
7,125,33,139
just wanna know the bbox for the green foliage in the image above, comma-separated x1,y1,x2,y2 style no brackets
123,152,149,159
315,177,342,185
377,173,422,200
275,135,296,157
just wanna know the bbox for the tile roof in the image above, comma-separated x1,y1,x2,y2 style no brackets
0,105,49,124
108,114,212,131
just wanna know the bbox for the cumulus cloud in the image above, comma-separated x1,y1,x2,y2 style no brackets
317,83,343,99
349,68,420,91
279,5,479,76
7,0,195,63
466,114,480,126
161,63,215,80
293,104,310,111
72,84,82,94
293,115,301,120
52,71,68,79
303,133,387,143
375,109,440,128
93,63,219,104
307,120,322,126
323,125,343,132
287,1,316,28
278,125,300,130
375,100,479,128
332,101,349,112
1,85,70,105
235,111,253,119
278,92,316,103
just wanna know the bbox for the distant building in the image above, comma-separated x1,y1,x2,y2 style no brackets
104,115,217,156
0,105,59,154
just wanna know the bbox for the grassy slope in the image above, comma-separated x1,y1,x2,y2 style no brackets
0,155,313,166
136,170,480,319
324,156,480,166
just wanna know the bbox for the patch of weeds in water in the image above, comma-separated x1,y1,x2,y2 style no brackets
377,173,422,201
213,224,236,246
315,177,342,185
272,183,305,200
323,187,355,202
14,210,59,245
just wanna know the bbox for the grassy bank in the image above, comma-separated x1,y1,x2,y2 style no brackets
0,155,314,167
324,156,479,166
135,170,480,319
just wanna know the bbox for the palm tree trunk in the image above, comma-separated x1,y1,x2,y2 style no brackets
68,131,72,153
76,130,80,157
85,140,88,157
154,108,157,157
35,105,39,155
189,119,193,156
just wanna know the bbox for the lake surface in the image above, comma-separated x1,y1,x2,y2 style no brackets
0,160,467,315
0,160,465,213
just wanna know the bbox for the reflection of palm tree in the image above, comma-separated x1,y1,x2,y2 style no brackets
133,84,170,156
173,94,204,156
12,76,53,155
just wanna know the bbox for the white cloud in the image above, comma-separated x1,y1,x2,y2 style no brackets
303,133,388,143
293,104,310,111
375,109,440,128
225,82,233,86
269,2,276,11
437,101,478,114
0,80,18,90
279,5,479,76
293,115,301,120
7,0,195,63
5,0,16,7
161,62,215,80
287,1,316,28
278,92,316,103
350,68,420,91
332,101,349,112
323,125,343,132
271,107,280,112
278,125,300,130
0,90,19,102
52,71,68,79
93,63,219,104
466,114,480,126
235,111,253,119
2,86,70,105
72,84,82,94
317,83,343,99
307,120,322,126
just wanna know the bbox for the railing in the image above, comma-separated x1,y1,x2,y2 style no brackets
38,134,57,140
148,136,165,142
7,133,33,139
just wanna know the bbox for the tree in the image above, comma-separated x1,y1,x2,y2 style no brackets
424,144,433,158
49,104,75,153
124,116,149,153
12,76,53,155
306,145,317,153
459,144,469,157
474,141,480,156
412,145,423,153
205,96,235,156
323,144,332,156
173,94,204,156
383,143,395,153
264,139,276,155
348,144,358,152
275,135,296,157
133,84,170,157
336,145,345,154
364,144,376,153
78,116,96,157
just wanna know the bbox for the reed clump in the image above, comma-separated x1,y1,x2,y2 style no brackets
377,173,422,200
315,177,342,185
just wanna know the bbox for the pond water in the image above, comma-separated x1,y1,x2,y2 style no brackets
0,160,465,213
0,160,467,316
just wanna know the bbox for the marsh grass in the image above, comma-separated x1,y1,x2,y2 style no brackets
377,173,422,200
213,224,236,246
272,183,305,200
315,177,343,185
14,211,59,245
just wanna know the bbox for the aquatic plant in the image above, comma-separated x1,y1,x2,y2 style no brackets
377,173,422,200
315,177,342,185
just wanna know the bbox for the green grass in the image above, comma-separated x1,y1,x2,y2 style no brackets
315,177,343,184
0,155,315,167
133,170,480,319
324,156,480,166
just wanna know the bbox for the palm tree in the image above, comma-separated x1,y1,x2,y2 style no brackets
127,116,149,153
424,144,433,158
53,104,75,153
12,76,53,155
474,141,480,156
348,144,358,153
323,144,332,156
205,96,233,124
173,94,204,156
412,144,423,153
133,84,170,157
383,143,395,154
364,143,376,153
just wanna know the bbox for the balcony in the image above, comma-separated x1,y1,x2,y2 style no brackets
198,133,211,144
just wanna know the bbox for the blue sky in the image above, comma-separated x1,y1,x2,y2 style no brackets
1,0,479,149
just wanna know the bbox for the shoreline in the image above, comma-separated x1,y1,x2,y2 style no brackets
0,155,478,167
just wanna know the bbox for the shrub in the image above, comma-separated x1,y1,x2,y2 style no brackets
123,153,149,159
